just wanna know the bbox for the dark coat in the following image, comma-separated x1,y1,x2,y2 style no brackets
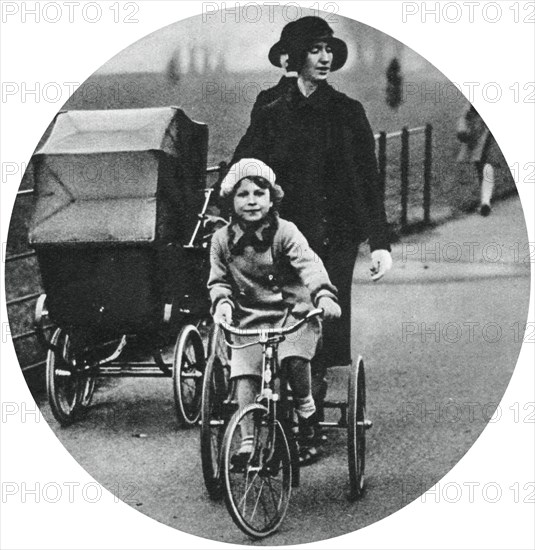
249,76,297,122
232,80,390,365
456,106,502,167
234,79,390,255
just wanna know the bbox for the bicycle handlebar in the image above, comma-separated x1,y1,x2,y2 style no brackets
219,308,323,338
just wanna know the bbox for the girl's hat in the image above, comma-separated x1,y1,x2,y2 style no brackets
220,158,284,202
268,16,348,72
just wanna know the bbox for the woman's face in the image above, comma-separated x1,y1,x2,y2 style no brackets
233,178,273,224
300,41,333,83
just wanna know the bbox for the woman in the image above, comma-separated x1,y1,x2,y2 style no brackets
232,16,392,423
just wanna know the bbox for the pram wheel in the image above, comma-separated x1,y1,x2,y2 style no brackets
173,325,205,427
46,328,83,426
79,368,97,411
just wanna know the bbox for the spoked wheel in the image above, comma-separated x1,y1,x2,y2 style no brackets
200,324,232,500
221,404,292,539
348,357,366,500
173,325,205,427
78,368,97,410
46,328,83,426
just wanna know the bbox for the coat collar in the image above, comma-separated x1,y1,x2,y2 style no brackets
286,79,334,111
228,213,279,255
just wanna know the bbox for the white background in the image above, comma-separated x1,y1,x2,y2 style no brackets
1,1,534,549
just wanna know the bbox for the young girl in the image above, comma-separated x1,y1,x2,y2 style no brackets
208,158,341,465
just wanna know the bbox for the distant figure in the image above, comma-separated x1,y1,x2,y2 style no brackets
457,105,501,216
385,57,403,110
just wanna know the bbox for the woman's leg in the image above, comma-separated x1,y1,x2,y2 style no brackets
312,244,358,421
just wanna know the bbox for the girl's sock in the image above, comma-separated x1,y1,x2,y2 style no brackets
239,435,254,455
294,395,316,420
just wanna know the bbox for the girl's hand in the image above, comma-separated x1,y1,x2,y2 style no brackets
317,297,341,320
214,301,233,325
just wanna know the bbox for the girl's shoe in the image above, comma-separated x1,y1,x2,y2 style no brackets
230,451,251,473
298,414,320,466
298,443,319,466
480,204,491,216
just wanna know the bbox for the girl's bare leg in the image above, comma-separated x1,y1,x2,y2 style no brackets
235,376,260,454
285,357,315,419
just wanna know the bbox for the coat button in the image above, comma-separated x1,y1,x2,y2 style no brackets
268,274,274,281
323,237,330,246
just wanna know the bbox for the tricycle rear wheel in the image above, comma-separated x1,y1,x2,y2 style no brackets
173,325,205,427
200,325,232,500
347,357,366,500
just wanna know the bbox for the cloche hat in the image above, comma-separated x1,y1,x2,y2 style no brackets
268,16,348,72
220,158,284,202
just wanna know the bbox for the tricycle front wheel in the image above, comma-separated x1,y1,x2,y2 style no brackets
221,404,292,539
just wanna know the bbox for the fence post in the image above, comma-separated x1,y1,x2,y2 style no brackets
423,124,432,224
378,131,387,199
400,126,409,231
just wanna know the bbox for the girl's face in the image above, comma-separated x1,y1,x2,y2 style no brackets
233,178,273,224
300,41,333,84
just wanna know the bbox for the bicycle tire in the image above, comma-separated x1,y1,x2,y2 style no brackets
173,325,205,427
200,336,231,500
221,403,292,538
348,357,366,500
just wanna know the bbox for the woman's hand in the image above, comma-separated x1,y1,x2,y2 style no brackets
370,249,393,281
214,301,233,325
317,297,341,320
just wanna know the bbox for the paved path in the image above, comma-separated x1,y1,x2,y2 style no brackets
36,197,531,545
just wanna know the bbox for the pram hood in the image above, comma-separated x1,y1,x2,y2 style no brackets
28,107,207,247
35,107,185,156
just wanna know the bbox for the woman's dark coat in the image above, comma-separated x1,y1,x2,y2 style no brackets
234,80,390,255
249,76,297,122
232,79,390,366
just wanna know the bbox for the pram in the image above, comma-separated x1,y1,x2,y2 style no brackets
29,106,224,427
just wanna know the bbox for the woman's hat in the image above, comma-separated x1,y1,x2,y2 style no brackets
268,16,348,72
220,158,284,202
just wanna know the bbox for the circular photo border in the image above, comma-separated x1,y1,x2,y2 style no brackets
1,2,533,549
